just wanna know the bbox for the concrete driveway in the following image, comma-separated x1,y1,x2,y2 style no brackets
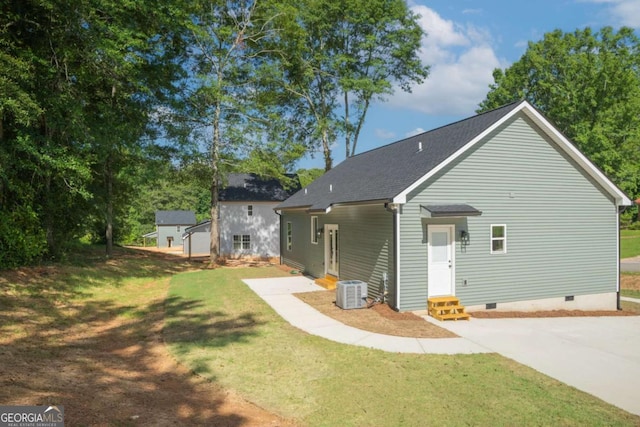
244,277,640,416
435,315,640,416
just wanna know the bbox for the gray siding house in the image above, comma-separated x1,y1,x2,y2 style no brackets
155,210,197,248
182,221,211,256
276,101,632,312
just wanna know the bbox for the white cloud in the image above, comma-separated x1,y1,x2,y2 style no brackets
406,127,426,137
387,6,504,116
375,128,396,139
580,0,640,27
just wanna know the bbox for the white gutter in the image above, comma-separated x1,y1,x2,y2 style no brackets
395,207,401,310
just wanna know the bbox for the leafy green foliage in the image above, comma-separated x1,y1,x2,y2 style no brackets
296,168,324,187
0,0,193,265
272,0,428,170
479,27,640,197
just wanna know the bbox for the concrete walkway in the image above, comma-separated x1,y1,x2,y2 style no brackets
242,276,489,354
621,256,640,272
243,276,640,416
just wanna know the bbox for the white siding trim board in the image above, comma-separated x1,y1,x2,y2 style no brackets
392,103,632,207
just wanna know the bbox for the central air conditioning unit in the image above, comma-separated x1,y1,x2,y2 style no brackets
336,280,367,310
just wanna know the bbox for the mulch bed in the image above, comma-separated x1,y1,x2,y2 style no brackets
294,290,457,338
470,309,637,318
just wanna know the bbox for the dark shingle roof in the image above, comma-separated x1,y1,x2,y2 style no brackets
277,101,524,211
219,173,300,202
155,210,197,225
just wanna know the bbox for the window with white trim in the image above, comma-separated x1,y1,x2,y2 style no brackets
311,216,318,244
287,222,292,251
233,234,251,250
247,205,253,216
490,225,507,254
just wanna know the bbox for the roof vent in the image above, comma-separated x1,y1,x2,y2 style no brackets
330,184,333,192
304,188,308,195
418,141,423,152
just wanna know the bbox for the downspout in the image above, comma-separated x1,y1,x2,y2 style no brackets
617,205,625,310
394,206,401,311
385,202,402,311
275,209,283,265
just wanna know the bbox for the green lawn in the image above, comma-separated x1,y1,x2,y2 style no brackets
622,288,640,299
165,267,640,426
621,230,640,259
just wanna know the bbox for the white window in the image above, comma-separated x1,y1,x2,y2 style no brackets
233,234,251,250
287,222,292,251
311,216,318,244
490,225,507,254
247,205,253,216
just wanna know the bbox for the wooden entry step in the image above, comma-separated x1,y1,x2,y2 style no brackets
315,274,339,290
428,296,470,321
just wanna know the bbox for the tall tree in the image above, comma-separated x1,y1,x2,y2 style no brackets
478,27,640,196
0,0,190,265
176,0,303,263
276,0,428,170
77,0,189,257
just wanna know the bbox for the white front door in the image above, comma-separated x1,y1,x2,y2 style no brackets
428,225,454,297
325,224,339,276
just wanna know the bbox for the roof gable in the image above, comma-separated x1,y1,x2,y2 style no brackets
220,173,300,202
155,210,196,225
276,100,631,211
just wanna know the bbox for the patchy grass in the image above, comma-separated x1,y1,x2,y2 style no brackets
0,246,290,426
621,273,640,299
621,230,640,259
166,268,640,426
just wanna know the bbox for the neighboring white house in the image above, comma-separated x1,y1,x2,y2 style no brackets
183,173,300,258
154,210,196,248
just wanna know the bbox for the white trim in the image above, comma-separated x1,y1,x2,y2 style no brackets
324,224,339,276
616,210,620,293
395,209,401,310
286,221,292,251
392,101,632,207
522,106,632,206
310,216,318,244
490,224,507,254
427,224,455,297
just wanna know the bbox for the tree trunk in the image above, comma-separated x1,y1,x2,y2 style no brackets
344,91,351,159
322,128,333,171
209,100,222,265
105,155,113,258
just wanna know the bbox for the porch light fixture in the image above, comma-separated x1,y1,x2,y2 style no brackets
316,228,324,237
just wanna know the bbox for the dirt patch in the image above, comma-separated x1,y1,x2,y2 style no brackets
0,250,296,427
621,274,640,291
294,290,457,338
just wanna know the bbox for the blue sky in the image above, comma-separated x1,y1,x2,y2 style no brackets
296,0,640,170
